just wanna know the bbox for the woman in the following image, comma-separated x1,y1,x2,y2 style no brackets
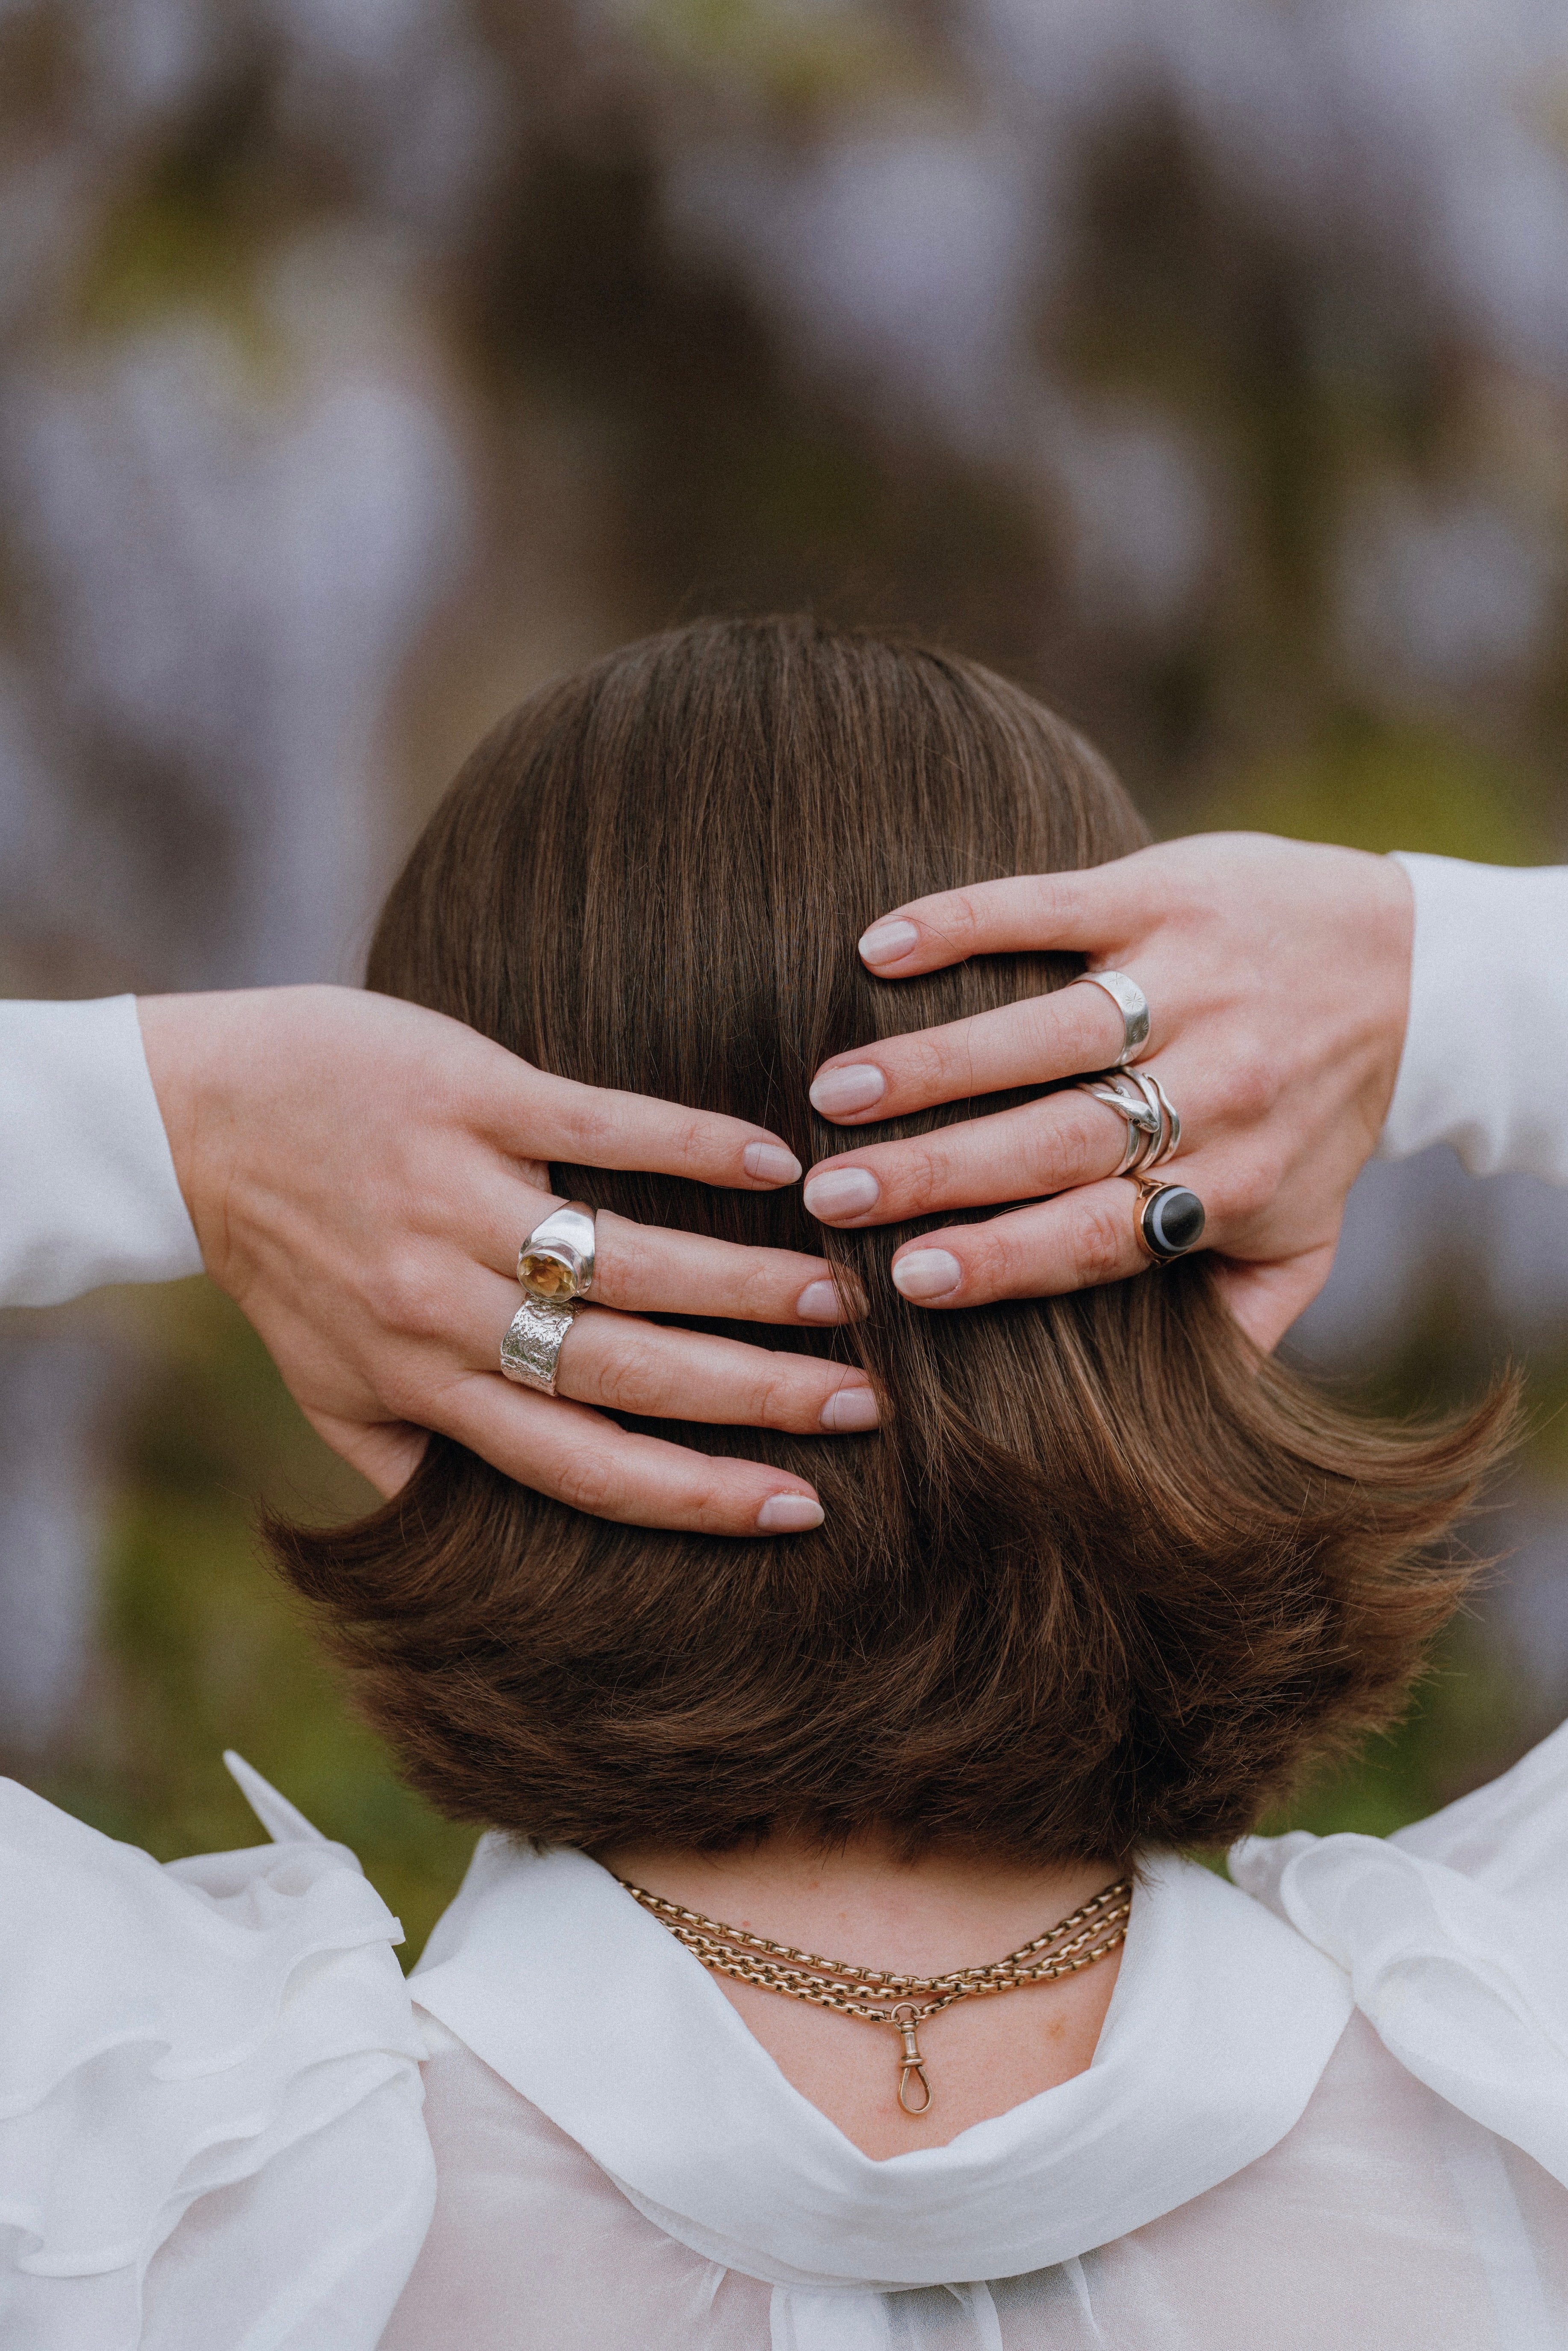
3,617,1566,2349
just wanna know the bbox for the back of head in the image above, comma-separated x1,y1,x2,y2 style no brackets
271,616,1508,1865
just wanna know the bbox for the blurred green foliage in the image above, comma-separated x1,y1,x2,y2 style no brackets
32,1286,476,1964
1208,713,1554,862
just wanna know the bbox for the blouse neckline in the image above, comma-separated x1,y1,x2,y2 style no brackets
410,1838,1353,2289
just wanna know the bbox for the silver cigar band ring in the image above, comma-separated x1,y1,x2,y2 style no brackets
1077,1067,1182,1178
501,1201,597,1396
1080,969,1149,1067
1130,1176,1205,1264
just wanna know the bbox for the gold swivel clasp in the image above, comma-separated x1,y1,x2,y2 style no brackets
892,2004,932,2115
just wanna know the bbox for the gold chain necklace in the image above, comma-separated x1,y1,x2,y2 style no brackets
619,1874,1132,2116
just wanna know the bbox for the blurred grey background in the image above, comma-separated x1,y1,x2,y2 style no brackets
2,0,1566,1941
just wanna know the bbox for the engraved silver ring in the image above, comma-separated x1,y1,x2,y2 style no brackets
500,1201,597,1396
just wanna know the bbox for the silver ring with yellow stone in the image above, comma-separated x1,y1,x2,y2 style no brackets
516,1201,596,1304
500,1202,597,1396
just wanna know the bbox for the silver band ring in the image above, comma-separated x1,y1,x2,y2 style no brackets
1080,970,1150,1067
501,1294,580,1394
1129,1177,1205,1264
517,1201,596,1303
1079,1072,1161,1175
1120,1068,1181,1171
1077,1065,1183,1177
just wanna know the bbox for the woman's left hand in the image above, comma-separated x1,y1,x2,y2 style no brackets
800,834,1413,1350
139,986,868,1535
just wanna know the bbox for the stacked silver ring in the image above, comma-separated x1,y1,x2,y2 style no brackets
1076,1068,1182,1177
500,1201,597,1396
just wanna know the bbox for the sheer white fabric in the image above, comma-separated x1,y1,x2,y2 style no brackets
385,2011,1568,2351
372,1723,1568,2351
7,1730,1568,2350
0,1757,433,2350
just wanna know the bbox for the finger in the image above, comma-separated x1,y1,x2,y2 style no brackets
557,1308,879,1433
592,1217,865,1324
808,985,1127,1124
431,1372,828,1536
887,1181,1158,1305
857,863,1149,975
486,1066,805,1190
467,1190,866,1324
802,1089,1132,1227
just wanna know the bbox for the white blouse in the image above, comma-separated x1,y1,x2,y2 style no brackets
2,851,1567,2351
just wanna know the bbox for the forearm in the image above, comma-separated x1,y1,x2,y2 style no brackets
0,996,202,1307
1380,856,1568,1185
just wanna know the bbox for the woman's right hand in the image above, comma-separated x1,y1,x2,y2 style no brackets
139,987,869,1535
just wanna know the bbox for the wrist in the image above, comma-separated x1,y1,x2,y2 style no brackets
135,992,239,1266
1360,851,1416,1125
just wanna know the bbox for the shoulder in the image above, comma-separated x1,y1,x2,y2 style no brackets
1230,1718,1568,2192
0,1764,434,2349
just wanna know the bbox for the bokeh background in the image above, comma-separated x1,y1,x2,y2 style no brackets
3,0,1568,1957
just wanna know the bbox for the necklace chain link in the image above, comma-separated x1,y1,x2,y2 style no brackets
619,1873,1133,2118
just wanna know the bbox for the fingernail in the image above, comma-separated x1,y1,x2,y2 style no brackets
820,1384,879,1432
796,1278,846,1323
802,1167,881,1222
859,919,920,966
757,1492,825,1532
743,1140,803,1184
891,1248,963,1302
809,1063,886,1117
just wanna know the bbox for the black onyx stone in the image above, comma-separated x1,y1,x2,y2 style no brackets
1145,1186,1205,1258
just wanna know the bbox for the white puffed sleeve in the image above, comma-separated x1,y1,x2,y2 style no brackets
1229,1718,1568,2192
0,1756,435,2350
0,995,202,1306
1380,855,1568,1184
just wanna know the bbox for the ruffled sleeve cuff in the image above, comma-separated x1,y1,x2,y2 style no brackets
0,1761,434,2350
1379,855,1568,1184
0,996,202,1307
1231,1718,1568,2194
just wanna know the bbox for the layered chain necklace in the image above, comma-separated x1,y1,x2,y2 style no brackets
619,1873,1133,2116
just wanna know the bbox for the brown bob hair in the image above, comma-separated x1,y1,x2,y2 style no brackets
270,616,1509,1865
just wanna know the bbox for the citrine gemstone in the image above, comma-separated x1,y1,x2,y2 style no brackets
521,1252,575,1299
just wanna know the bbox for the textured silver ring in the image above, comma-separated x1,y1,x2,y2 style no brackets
1079,970,1150,1067
517,1201,596,1303
501,1294,580,1395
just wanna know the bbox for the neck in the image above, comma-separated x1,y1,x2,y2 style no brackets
596,1830,1127,2158
597,1830,1120,1973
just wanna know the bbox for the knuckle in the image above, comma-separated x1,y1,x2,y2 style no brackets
754,1369,803,1430
668,1111,711,1172
905,1034,953,1097
1226,1044,1281,1125
946,895,984,955
897,1152,945,1218
564,1098,614,1162
732,1258,779,1319
587,1336,658,1417
1070,1198,1132,1288
376,1252,446,1341
553,1449,620,1518
1218,1148,1280,1226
